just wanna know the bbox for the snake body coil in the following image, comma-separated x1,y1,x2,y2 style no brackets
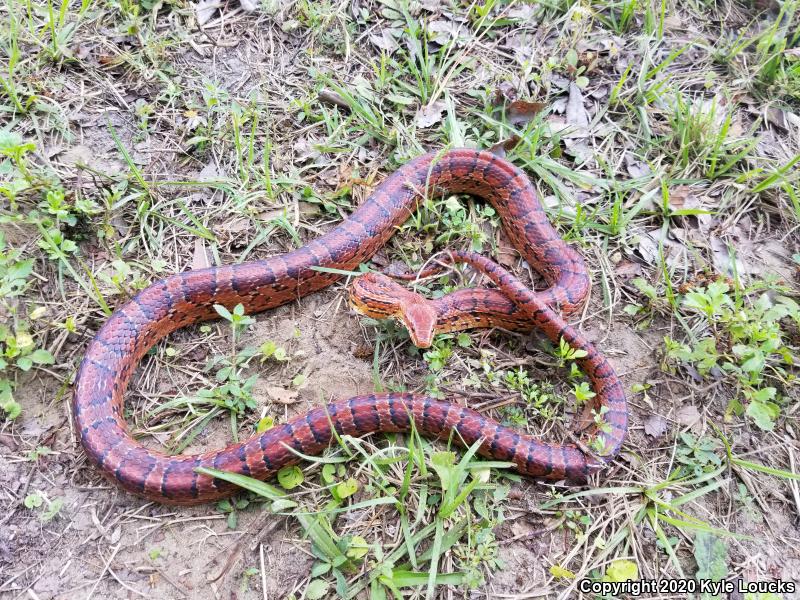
73,149,627,505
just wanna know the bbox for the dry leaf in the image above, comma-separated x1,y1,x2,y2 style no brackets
493,81,517,105
488,135,521,158
637,228,690,269
294,137,321,163
416,101,446,128
565,82,590,135
668,185,693,209
624,153,651,178
195,0,219,26
427,20,460,45
506,100,546,126
763,106,800,132
496,232,517,268
614,260,643,279
266,386,299,404
710,236,746,277
676,405,701,428
644,414,668,438
564,138,593,164
369,29,399,53
192,238,210,270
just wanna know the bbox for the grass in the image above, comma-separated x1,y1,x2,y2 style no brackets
198,426,515,598
713,0,800,103
1,0,800,598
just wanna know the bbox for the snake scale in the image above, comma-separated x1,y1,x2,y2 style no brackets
73,149,627,505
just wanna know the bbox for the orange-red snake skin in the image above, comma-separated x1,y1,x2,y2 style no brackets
73,149,627,505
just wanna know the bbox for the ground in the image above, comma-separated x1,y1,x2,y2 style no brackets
1,0,799,599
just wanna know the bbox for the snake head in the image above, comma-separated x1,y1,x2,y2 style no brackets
350,272,438,348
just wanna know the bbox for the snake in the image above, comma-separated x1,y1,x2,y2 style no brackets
73,149,628,506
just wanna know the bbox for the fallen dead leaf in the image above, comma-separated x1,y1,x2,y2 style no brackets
506,100,546,126
493,81,517,104
416,101,446,128
266,386,299,405
676,405,701,429
496,232,517,268
615,260,643,279
644,414,668,438
565,82,590,135
668,185,693,209
369,29,399,53
427,19,460,45
195,0,219,26
624,153,651,179
488,135,521,158
192,238,211,270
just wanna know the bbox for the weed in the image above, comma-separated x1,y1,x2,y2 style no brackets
0,231,55,418
156,303,263,448
714,1,800,102
555,336,588,367
664,93,758,179
675,433,723,478
501,369,565,425
23,491,64,521
664,279,799,431
200,429,513,599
